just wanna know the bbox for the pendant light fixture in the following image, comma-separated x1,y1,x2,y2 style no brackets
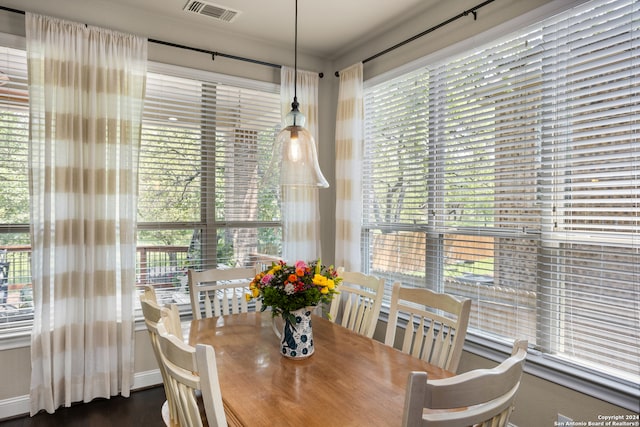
276,0,329,188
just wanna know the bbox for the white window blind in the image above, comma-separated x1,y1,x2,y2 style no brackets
362,69,430,291
363,0,639,393
432,20,544,352
537,0,639,378
137,65,282,305
0,44,32,330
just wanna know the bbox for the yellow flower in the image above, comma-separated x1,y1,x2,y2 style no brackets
320,286,329,294
326,279,335,290
313,274,327,287
245,293,252,302
248,283,260,299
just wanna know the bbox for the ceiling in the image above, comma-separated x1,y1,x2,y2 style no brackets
103,0,442,59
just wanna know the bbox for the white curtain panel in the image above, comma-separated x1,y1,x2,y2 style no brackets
280,66,322,263
26,13,147,414
334,63,364,271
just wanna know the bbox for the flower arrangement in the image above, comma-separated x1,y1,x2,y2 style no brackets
246,259,341,323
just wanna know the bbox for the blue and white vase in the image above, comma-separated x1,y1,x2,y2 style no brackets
275,306,315,359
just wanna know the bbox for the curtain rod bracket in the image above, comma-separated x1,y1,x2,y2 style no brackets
465,10,478,20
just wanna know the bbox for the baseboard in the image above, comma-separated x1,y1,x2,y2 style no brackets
0,395,30,421
131,368,163,390
0,369,162,421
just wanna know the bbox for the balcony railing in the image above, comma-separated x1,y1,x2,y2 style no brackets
1,244,279,322
0,245,194,321
0,245,33,324
0,246,31,306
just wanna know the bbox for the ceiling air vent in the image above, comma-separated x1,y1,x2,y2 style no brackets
183,1,240,23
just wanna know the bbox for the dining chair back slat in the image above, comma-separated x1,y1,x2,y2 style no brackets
157,320,227,427
188,267,260,319
328,268,384,338
402,340,528,427
385,282,471,373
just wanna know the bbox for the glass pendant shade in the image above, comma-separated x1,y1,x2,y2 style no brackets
277,104,329,188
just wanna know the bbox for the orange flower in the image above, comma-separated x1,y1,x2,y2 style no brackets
288,274,298,283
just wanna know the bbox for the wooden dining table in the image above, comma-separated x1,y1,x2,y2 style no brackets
189,311,453,427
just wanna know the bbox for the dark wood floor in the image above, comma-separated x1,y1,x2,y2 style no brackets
0,386,167,427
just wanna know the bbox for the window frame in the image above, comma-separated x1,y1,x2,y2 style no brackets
135,62,283,311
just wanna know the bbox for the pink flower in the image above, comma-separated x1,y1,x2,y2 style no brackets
294,260,308,276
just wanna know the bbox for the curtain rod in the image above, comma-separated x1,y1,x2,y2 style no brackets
334,0,496,77
0,5,324,78
148,38,284,70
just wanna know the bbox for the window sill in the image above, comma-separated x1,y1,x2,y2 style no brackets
464,334,639,412
0,332,30,350
0,316,165,350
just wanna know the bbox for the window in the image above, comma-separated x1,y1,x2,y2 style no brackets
363,0,639,404
0,43,283,330
136,64,282,307
0,43,31,332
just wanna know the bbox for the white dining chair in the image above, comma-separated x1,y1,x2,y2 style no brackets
139,286,183,426
188,267,260,319
402,339,528,427
328,268,385,338
384,281,471,372
157,319,227,427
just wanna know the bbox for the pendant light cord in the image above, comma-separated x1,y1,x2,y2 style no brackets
293,0,298,104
